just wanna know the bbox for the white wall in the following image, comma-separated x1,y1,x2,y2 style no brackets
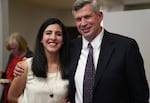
103,9,150,100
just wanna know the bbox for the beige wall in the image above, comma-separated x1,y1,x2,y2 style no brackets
9,0,75,52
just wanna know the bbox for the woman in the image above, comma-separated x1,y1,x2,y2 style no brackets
8,18,70,103
2,32,33,103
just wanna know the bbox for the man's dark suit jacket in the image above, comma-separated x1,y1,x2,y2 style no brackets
68,29,149,103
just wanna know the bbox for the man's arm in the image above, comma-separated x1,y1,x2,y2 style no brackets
13,57,27,77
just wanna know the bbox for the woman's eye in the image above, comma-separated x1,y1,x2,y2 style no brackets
45,31,52,35
46,32,51,35
56,33,62,36
56,32,63,36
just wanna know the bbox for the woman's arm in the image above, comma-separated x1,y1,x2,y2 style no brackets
8,61,28,103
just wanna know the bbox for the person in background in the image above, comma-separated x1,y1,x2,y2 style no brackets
8,18,70,103
68,0,149,103
1,32,33,103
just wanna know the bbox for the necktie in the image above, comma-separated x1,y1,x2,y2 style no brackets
83,43,95,103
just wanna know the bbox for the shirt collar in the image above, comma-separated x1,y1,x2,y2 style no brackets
82,28,104,49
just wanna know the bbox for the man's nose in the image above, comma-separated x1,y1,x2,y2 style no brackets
81,18,88,26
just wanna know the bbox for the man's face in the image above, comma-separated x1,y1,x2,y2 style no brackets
73,4,103,42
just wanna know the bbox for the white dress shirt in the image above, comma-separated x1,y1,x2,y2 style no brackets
75,28,104,103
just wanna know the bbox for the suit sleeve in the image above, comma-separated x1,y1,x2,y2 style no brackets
125,39,149,103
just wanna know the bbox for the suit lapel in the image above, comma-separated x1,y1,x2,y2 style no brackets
94,30,115,89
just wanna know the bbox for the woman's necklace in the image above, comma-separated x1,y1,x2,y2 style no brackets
47,71,59,98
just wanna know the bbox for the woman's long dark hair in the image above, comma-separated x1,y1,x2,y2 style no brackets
32,18,70,79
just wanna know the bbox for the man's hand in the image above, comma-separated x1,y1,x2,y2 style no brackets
13,57,27,77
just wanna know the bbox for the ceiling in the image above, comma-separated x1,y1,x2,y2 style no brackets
18,0,75,9
14,0,150,9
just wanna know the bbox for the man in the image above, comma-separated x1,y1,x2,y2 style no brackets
14,0,149,103
68,0,149,103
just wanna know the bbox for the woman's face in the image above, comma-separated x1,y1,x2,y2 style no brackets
8,39,19,55
41,24,63,54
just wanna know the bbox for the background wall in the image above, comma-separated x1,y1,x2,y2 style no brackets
9,0,75,52
103,9,150,99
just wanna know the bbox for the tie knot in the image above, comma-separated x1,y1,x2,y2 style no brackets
88,43,93,49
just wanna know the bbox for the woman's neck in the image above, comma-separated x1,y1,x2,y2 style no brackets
46,53,60,73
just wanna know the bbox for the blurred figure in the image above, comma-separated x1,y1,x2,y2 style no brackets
1,32,33,103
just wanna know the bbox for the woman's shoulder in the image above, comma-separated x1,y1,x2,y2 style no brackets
25,57,33,70
26,57,33,63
